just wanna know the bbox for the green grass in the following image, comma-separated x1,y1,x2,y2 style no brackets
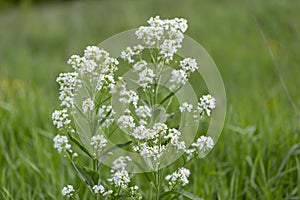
0,0,300,199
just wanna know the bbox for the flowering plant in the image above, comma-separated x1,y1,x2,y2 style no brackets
53,16,216,199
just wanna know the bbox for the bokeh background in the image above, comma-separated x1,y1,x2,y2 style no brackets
0,0,299,199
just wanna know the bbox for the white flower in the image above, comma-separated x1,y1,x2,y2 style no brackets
179,102,193,112
133,45,144,55
108,169,131,189
138,68,155,88
56,72,79,108
61,185,75,197
192,135,214,152
84,46,106,61
132,125,153,140
92,184,105,194
197,94,216,116
165,167,190,187
120,47,135,63
67,55,83,71
184,148,196,161
96,74,116,93
129,185,142,199
169,69,188,90
159,39,178,61
82,57,97,73
179,58,198,73
135,16,187,50
133,60,147,72
53,134,71,153
119,88,139,107
135,105,152,118
152,123,168,135
82,98,95,113
118,115,135,129
52,109,71,129
140,143,166,161
112,156,131,170
164,128,186,151
90,134,107,154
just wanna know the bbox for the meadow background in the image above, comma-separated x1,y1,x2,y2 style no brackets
0,0,300,199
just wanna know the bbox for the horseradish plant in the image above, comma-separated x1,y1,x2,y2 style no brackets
52,16,216,199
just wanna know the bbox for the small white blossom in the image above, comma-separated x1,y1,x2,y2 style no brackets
56,72,79,107
152,123,168,135
53,134,71,153
184,148,196,161
197,94,216,116
52,109,71,129
92,184,105,194
133,45,144,54
132,125,153,140
96,74,116,93
179,58,198,73
140,143,166,161
159,39,178,61
112,156,131,170
192,135,214,152
135,105,152,118
138,68,155,88
108,169,131,189
129,185,142,199
119,88,139,107
120,47,135,63
118,115,135,129
165,128,186,150
133,60,147,72
170,69,188,90
90,134,107,155
84,46,106,61
165,167,190,187
179,102,193,112
61,185,75,197
67,55,82,71
120,45,144,63
82,98,95,113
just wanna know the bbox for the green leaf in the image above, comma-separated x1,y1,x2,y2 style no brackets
174,189,204,200
98,109,112,126
83,166,99,185
71,161,93,187
98,141,132,169
67,132,93,159
159,191,173,199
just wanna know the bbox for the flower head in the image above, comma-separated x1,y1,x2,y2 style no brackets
52,109,71,129
197,94,216,116
61,185,75,197
165,167,191,187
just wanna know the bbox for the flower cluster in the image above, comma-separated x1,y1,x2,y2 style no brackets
53,16,218,200
165,167,191,187
197,94,216,116
92,185,113,197
90,134,108,157
56,72,79,108
61,185,75,197
135,16,187,62
185,135,215,160
52,109,71,129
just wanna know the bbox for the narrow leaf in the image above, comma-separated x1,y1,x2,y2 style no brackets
67,132,93,159
174,189,204,200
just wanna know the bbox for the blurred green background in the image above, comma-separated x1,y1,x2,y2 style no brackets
0,0,300,199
